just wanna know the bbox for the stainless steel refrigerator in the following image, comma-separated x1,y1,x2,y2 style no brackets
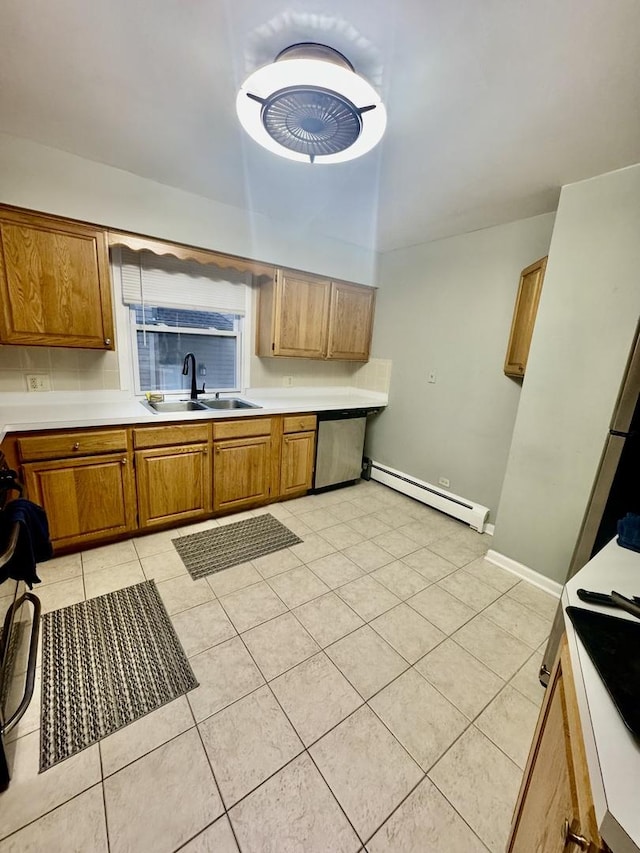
541,322,640,684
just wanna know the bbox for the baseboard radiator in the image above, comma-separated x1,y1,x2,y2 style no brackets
369,460,490,533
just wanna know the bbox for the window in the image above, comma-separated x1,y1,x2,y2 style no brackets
117,247,248,395
131,305,242,393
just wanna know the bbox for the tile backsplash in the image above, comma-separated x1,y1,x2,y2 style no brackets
0,346,121,392
0,344,390,395
353,358,392,393
249,355,391,393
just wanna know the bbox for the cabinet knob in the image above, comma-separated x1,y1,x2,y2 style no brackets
563,819,588,850
104,338,112,346
72,442,80,451
121,458,127,465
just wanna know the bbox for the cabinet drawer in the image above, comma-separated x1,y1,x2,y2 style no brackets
213,418,272,441
283,414,317,434
133,424,211,449
18,429,128,462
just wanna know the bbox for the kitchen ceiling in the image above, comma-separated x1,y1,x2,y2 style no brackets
0,0,639,252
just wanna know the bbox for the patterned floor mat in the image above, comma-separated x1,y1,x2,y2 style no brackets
172,514,302,580
40,580,197,771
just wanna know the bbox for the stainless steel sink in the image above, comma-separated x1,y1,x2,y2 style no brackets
146,400,206,412
199,398,261,410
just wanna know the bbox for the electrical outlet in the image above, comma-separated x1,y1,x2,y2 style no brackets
282,376,293,387
26,373,51,392
428,371,437,384
438,476,450,488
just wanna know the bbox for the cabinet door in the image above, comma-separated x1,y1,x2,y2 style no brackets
213,436,271,513
0,209,114,349
326,281,376,361
281,431,316,497
273,271,330,358
23,453,135,550
135,444,211,529
508,640,602,853
504,256,547,377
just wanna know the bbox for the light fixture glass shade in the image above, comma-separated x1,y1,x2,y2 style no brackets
236,51,386,164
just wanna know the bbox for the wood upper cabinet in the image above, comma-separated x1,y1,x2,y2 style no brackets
135,444,211,529
508,638,604,853
0,207,114,349
257,269,330,358
256,269,375,361
504,256,547,377
327,281,376,361
22,453,135,550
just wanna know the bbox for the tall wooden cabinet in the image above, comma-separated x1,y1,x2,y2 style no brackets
504,256,547,377
507,638,605,853
0,207,115,349
256,269,375,362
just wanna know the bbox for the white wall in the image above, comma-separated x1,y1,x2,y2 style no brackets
366,213,555,519
493,164,640,583
0,134,378,285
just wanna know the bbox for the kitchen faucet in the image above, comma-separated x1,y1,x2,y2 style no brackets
182,352,205,400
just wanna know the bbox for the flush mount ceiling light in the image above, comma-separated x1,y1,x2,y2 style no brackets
236,43,386,164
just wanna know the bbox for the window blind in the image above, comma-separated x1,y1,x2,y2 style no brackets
119,247,248,314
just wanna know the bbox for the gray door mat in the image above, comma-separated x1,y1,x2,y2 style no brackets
40,580,197,772
172,514,302,580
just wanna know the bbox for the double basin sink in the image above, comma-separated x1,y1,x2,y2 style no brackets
144,398,261,414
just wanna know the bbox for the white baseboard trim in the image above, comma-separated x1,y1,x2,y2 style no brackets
484,523,495,536
485,549,562,598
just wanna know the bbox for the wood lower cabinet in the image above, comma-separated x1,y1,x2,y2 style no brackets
281,431,315,496
213,435,272,513
0,206,114,349
504,256,547,377
280,415,317,497
508,638,605,853
135,444,211,529
22,453,135,549
8,412,318,550
256,268,375,362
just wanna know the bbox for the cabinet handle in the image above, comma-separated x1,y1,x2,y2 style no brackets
104,338,112,346
72,442,80,451
563,820,589,850
121,458,127,465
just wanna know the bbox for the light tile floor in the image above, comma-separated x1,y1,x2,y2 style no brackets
0,480,556,853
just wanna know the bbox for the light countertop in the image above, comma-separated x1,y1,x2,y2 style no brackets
563,538,640,853
0,387,387,442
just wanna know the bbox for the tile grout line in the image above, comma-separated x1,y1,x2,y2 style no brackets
20,485,544,851
229,630,366,848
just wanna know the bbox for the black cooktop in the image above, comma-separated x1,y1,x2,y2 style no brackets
566,605,640,738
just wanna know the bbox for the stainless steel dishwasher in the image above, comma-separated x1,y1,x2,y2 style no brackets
312,408,380,491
